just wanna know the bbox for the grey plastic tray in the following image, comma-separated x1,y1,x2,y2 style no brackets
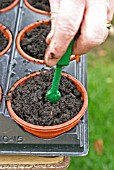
0,0,88,156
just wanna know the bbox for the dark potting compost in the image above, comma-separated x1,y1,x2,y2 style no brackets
0,31,8,52
11,70,83,126
20,24,50,60
28,0,50,12
0,0,14,10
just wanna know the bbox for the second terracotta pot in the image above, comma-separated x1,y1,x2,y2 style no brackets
16,20,77,64
7,72,88,139
0,24,12,57
24,0,51,15
0,0,20,13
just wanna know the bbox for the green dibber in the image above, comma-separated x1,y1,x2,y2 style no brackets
46,40,74,103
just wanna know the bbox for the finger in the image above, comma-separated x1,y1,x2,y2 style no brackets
45,0,85,67
107,0,114,21
46,0,60,44
73,0,109,55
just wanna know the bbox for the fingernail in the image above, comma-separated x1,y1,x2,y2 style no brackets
45,49,61,67
46,33,52,44
46,30,54,44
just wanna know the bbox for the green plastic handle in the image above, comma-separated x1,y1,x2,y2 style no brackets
57,39,74,66
50,39,74,94
46,39,74,103
46,65,62,103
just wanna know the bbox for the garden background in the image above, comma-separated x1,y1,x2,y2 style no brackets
68,24,114,170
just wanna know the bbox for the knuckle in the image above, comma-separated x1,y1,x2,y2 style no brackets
84,27,108,45
57,17,76,39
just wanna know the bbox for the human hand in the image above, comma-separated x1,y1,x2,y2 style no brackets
44,0,114,67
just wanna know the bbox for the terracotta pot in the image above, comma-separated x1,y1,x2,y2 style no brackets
16,20,78,64
24,0,51,16
7,72,88,139
0,24,12,57
0,0,20,13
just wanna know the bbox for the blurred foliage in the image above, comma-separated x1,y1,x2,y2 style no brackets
68,31,114,170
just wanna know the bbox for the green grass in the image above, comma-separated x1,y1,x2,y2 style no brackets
68,35,114,170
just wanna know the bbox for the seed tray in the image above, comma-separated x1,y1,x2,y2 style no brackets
0,0,88,156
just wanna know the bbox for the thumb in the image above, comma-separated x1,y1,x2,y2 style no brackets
45,0,85,67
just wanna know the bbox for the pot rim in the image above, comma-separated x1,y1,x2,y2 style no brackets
7,71,88,132
0,0,20,13
24,0,51,15
0,24,12,57
16,20,78,64
16,20,50,64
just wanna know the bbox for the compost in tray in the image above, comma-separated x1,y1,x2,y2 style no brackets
0,31,8,53
28,0,50,12
0,0,14,10
20,24,50,60
10,70,83,126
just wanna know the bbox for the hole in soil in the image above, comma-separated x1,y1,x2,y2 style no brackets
0,31,8,53
20,24,51,60
10,70,83,126
27,0,50,12
0,0,15,10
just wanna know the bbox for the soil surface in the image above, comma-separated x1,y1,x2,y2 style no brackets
0,0,14,10
21,24,50,60
28,0,50,12
11,70,83,126
0,31,8,53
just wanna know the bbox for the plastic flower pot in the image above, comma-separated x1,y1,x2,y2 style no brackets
16,20,77,64
0,24,12,57
7,72,88,139
0,0,20,13
24,0,51,16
